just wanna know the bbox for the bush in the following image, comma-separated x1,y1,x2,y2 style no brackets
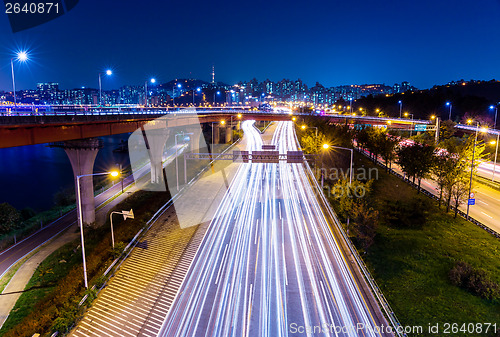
111,241,126,259
0,203,21,234
449,261,500,300
20,207,36,221
383,198,428,228
54,188,75,207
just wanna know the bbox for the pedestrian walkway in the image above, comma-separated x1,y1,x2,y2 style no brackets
0,225,79,327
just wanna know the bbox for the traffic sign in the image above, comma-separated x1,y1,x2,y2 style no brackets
469,192,475,198
252,151,279,163
468,199,475,206
287,151,304,163
414,124,427,131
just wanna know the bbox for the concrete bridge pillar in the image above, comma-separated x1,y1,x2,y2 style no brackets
225,126,232,143
144,127,170,187
186,127,204,152
212,125,221,144
61,138,102,226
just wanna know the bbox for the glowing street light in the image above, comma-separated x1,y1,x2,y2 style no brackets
322,143,330,149
99,69,113,106
10,50,29,113
491,135,499,182
76,170,120,289
193,87,201,105
446,102,452,120
490,105,498,129
145,78,156,107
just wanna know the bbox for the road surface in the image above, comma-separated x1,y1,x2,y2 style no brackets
159,121,388,337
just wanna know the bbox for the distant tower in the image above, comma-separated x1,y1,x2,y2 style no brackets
211,65,215,85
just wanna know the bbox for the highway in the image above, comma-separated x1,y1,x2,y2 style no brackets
159,121,387,337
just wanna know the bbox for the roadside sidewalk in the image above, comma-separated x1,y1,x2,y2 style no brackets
0,224,79,327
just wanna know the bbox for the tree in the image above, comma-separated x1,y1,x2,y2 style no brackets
396,143,435,192
300,130,326,154
450,176,470,218
440,120,456,140
350,203,378,250
0,203,21,234
378,134,398,170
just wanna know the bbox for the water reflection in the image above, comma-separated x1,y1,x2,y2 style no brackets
0,134,131,211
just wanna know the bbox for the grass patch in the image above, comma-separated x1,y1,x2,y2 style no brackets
347,154,500,336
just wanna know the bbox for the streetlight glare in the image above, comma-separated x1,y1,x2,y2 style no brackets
480,127,488,133
106,69,113,76
467,119,473,124
110,170,119,177
292,117,296,121
237,113,242,118
177,83,182,88
491,140,497,145
322,143,330,149
220,120,225,125
150,78,156,83
17,51,28,62
490,105,495,109
301,125,306,129
446,102,450,106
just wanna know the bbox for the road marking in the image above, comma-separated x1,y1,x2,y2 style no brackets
481,212,493,219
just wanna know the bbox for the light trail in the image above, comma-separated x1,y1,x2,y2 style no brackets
158,121,386,337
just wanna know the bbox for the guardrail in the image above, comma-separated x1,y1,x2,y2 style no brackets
290,125,406,337
356,147,500,239
303,163,406,337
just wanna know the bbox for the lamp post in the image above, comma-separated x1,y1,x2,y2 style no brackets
110,209,134,249
320,144,353,188
99,69,112,106
446,102,452,120
193,87,201,105
398,100,402,118
490,105,498,129
466,124,488,219
76,170,119,288
145,78,156,107
10,51,28,114
213,91,220,104
175,132,193,191
173,83,182,106
491,134,499,182
404,112,414,137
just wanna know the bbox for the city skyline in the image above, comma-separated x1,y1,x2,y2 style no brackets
2,0,500,91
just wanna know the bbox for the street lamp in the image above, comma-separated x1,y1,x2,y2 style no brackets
398,100,402,118
193,87,201,105
489,105,498,129
110,209,134,249
466,124,487,220
404,112,414,136
213,91,221,105
446,102,452,120
99,69,112,106
320,143,353,188
10,51,29,113
173,83,182,106
76,170,119,288
145,78,156,107
491,136,499,182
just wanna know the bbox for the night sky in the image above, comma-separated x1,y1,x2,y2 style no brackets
1,0,500,91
